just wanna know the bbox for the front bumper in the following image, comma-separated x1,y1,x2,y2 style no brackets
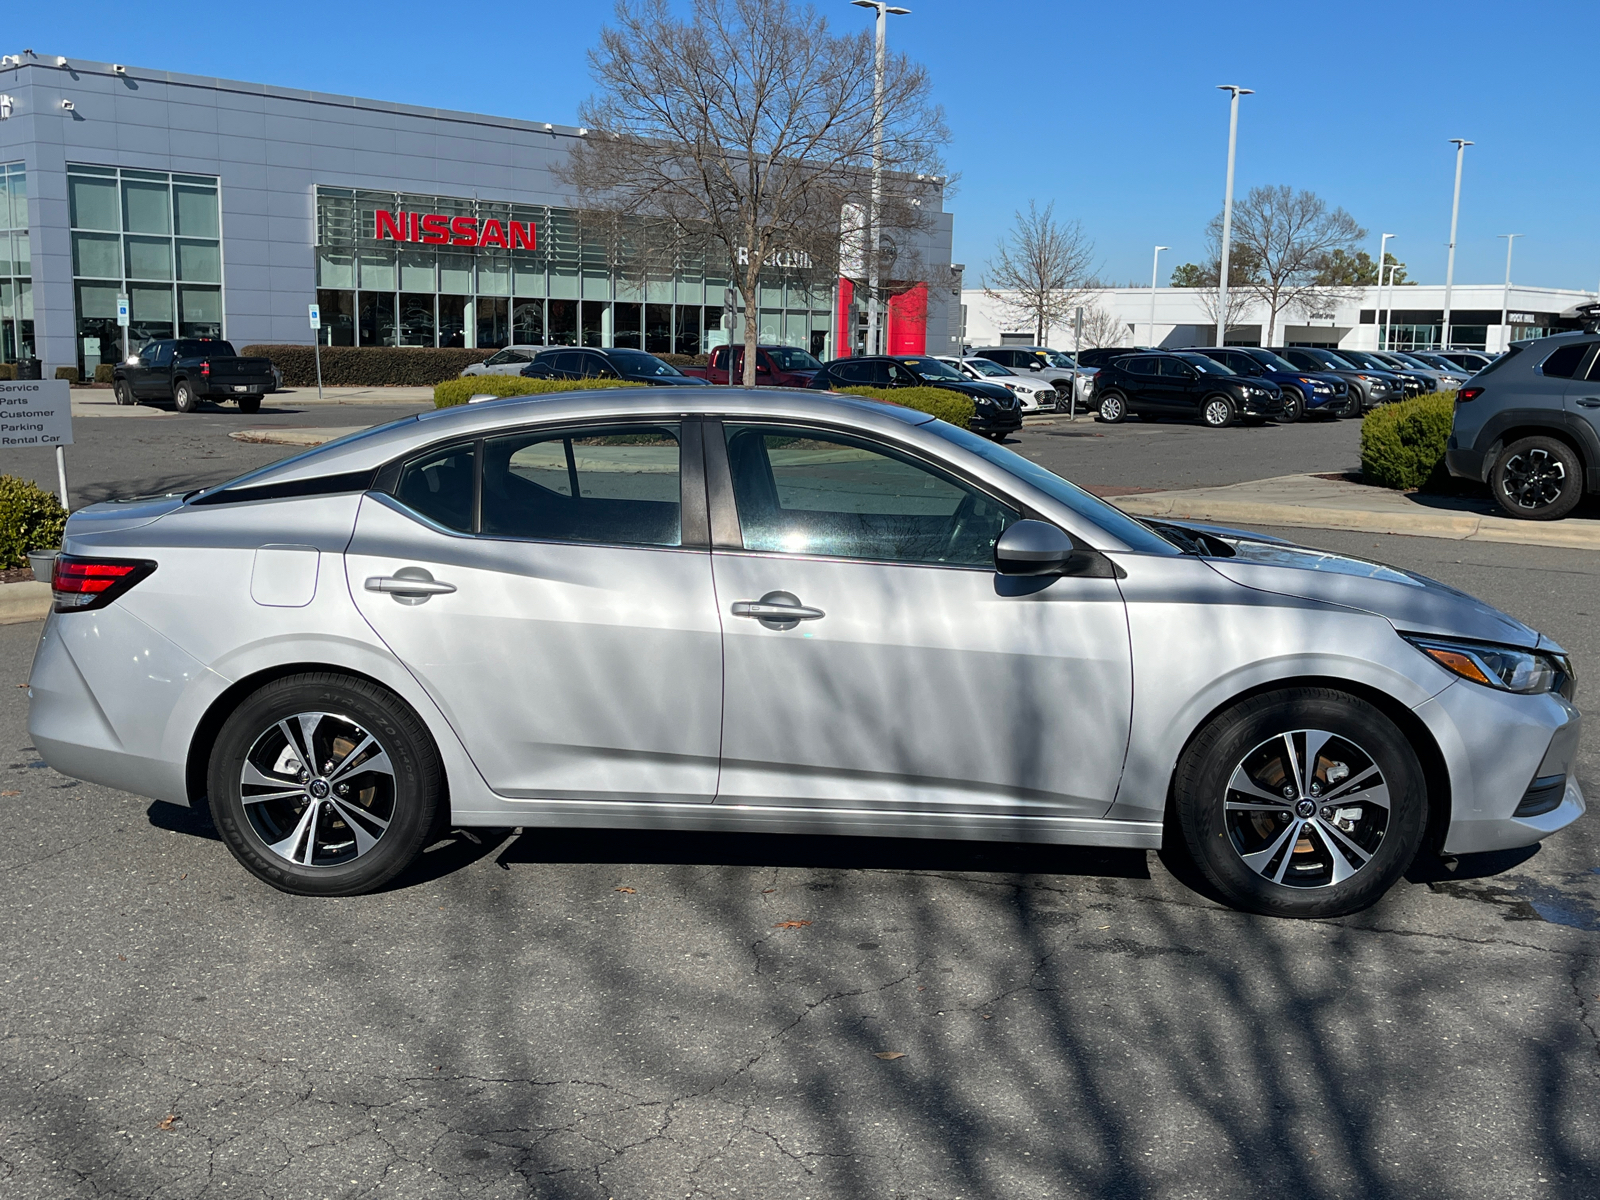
1238,392,1286,417
970,406,1024,433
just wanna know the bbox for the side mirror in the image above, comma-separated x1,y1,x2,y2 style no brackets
994,520,1078,576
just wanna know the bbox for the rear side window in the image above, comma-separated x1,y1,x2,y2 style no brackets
481,424,681,547
1539,343,1592,379
397,443,476,533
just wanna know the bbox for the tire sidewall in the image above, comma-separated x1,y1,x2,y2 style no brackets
1491,436,1583,521
1176,688,1427,918
1202,394,1235,428
174,382,196,413
208,674,441,896
1097,392,1126,423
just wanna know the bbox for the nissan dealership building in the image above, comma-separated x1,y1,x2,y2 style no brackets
0,53,958,377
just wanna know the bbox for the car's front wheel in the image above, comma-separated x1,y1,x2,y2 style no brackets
1278,392,1305,423
207,673,443,896
1096,391,1127,423
1200,394,1236,428
1174,687,1427,918
1490,435,1584,521
1338,390,1363,419
113,379,134,406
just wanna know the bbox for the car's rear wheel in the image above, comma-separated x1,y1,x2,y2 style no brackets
1096,391,1127,423
1490,435,1584,521
207,673,443,896
237,395,262,414
1174,687,1427,918
1200,394,1236,428
173,381,199,413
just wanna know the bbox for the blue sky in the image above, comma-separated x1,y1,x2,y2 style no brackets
13,0,1600,293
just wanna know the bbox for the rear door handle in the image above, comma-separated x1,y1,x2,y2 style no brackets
1576,398,1600,408
731,591,825,629
365,569,456,605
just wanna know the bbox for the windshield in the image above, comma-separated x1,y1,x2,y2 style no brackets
607,350,683,377
900,356,965,380
768,347,822,371
926,423,1179,554
1178,353,1231,375
1391,353,1435,370
1336,350,1385,369
1246,349,1299,372
965,358,1012,377
1412,353,1458,371
1296,348,1351,369
1041,350,1076,368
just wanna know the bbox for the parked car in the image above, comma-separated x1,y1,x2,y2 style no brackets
1181,346,1350,421
1435,349,1496,374
31,387,1582,918
1409,350,1481,380
461,345,548,377
936,355,1058,412
113,339,276,414
521,347,702,386
1356,351,1433,398
1273,347,1399,413
809,354,1023,439
1074,347,1147,368
1091,351,1285,427
679,344,823,387
1369,350,1468,393
1328,347,1424,401
971,346,1079,406
1447,333,1600,520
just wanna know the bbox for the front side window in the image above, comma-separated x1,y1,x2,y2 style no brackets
722,424,1018,567
831,360,875,385
483,349,513,366
1157,358,1194,377
482,424,681,547
1126,356,1160,376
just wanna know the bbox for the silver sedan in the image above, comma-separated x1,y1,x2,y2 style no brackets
28,389,1584,916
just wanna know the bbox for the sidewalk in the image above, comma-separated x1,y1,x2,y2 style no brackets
68,386,436,417
1112,473,1600,551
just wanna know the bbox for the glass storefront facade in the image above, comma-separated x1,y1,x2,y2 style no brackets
313,186,835,356
67,164,224,375
0,163,32,364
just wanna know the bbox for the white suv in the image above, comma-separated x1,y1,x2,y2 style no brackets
461,345,548,377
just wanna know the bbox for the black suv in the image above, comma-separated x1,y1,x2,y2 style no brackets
1091,351,1285,427
522,347,701,385
1447,333,1600,520
809,354,1023,438
1075,347,1148,369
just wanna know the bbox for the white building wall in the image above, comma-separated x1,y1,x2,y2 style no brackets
962,284,1596,354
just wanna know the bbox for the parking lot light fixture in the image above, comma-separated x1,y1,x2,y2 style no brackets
852,0,911,357
1383,258,1399,353
1441,138,1473,349
1376,233,1394,348
1498,233,1521,352
1149,246,1168,346
1214,85,1253,347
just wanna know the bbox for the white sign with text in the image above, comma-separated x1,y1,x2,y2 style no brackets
0,380,74,447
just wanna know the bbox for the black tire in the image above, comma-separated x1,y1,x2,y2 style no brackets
1173,687,1427,918
1096,391,1127,423
237,395,262,414
1200,393,1236,428
207,672,443,896
113,379,134,406
173,380,199,413
1278,392,1304,423
1489,435,1584,521
1337,390,1363,419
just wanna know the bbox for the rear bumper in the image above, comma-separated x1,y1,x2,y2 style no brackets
1446,444,1488,482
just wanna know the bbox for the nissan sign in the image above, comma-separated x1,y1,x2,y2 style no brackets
373,209,537,250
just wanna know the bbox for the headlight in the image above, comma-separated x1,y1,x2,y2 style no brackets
1312,384,1333,394
1002,382,1017,391
1404,635,1576,700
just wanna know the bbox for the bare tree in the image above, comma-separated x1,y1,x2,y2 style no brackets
1073,302,1127,349
983,202,1095,345
564,0,948,384
1224,186,1366,345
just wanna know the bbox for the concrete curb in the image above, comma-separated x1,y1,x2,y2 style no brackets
0,581,53,625
1113,492,1600,551
229,427,365,447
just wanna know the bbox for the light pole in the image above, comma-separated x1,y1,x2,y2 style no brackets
1498,233,1521,352
1148,245,1168,346
1441,137,1472,349
852,0,910,358
1375,232,1394,348
1214,84,1253,347
1383,259,1398,354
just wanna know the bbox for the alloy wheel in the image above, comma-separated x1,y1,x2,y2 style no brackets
1223,729,1389,888
240,711,397,867
1203,398,1233,427
1501,448,1567,511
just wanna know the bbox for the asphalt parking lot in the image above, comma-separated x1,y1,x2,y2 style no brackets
1,397,1597,1199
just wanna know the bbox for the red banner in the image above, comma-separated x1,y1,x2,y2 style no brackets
374,209,536,251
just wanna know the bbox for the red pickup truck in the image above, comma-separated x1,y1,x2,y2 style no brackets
680,344,824,387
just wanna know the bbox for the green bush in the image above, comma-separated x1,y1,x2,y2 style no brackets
1360,392,1457,490
658,352,710,368
433,375,646,408
54,367,80,384
837,385,975,430
0,475,67,569
240,345,496,388
94,363,115,384
0,364,13,381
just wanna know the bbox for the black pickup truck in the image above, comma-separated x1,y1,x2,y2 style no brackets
113,339,276,413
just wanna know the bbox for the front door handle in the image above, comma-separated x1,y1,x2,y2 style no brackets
731,590,825,630
1576,397,1600,408
365,568,456,605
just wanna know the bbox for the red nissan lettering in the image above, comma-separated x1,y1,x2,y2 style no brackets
374,210,406,241
419,214,450,244
450,216,478,246
477,219,507,249
510,220,538,251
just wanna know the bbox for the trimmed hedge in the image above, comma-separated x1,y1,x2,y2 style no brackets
94,364,115,383
54,367,79,383
838,385,975,430
1360,392,1457,490
241,345,496,388
658,352,710,368
433,375,645,408
0,475,66,569
0,364,13,381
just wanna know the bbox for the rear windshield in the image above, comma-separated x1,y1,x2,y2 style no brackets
177,340,237,357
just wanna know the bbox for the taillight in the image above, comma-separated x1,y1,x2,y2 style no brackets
202,362,211,377
1457,386,1484,403
51,555,157,613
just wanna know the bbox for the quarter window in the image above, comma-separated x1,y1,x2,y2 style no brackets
482,424,681,547
722,424,1019,567
1539,343,1591,379
396,443,476,533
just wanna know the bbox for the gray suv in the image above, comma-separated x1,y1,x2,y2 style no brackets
1446,333,1600,520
